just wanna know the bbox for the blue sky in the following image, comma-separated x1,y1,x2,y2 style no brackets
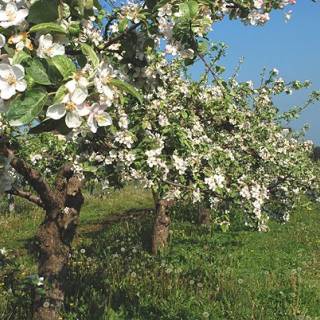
198,2,320,143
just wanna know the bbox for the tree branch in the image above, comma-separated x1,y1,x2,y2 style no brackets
55,163,74,192
104,22,141,49
3,147,56,210
7,187,44,208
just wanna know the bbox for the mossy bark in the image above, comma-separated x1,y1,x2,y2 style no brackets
3,147,84,320
151,199,173,255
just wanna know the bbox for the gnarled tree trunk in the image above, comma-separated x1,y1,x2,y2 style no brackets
2,144,84,320
33,174,84,320
151,199,173,255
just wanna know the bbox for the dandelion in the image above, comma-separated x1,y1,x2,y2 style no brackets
203,311,210,318
80,248,86,254
37,277,44,286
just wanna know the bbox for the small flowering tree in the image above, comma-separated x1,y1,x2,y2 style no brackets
78,53,319,251
0,0,312,319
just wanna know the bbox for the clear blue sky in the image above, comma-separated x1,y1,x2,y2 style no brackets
198,2,320,143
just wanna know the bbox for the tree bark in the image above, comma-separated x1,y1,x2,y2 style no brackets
1,144,83,320
33,173,84,320
151,199,173,255
198,206,211,226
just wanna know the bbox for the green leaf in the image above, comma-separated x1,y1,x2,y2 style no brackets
80,43,99,68
179,1,199,20
28,0,59,24
12,51,31,65
6,88,48,126
29,22,67,34
83,163,98,173
26,59,51,85
118,18,129,33
68,21,81,35
109,79,143,104
50,56,76,80
53,85,67,103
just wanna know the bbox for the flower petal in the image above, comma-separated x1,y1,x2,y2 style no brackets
65,111,82,128
12,64,25,79
70,87,88,105
96,112,112,127
15,80,27,92
87,114,98,133
46,103,66,120
0,83,15,100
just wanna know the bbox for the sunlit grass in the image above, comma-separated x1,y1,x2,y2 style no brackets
0,189,320,320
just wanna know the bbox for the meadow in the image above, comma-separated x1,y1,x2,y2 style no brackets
1,185,320,320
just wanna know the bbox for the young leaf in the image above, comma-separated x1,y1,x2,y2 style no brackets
29,22,67,34
28,0,59,24
6,88,48,126
12,51,31,65
109,79,143,104
53,85,67,104
26,59,51,85
81,43,99,68
179,1,199,20
50,56,76,80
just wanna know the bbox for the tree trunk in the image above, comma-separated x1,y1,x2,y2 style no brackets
151,199,172,255
2,144,84,319
33,176,84,320
198,206,211,226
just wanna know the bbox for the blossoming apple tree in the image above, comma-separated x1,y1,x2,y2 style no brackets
0,0,313,319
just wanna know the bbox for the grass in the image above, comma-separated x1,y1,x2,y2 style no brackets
0,186,320,320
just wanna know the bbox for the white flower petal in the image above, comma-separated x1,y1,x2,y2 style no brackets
46,103,66,120
0,83,15,100
87,114,98,133
65,111,82,128
0,34,6,48
0,63,11,78
12,64,24,79
70,87,88,105
65,79,76,93
77,104,91,116
96,112,112,127
15,80,27,92
102,85,114,100
50,43,65,57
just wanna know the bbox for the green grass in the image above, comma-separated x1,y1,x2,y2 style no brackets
0,188,320,320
